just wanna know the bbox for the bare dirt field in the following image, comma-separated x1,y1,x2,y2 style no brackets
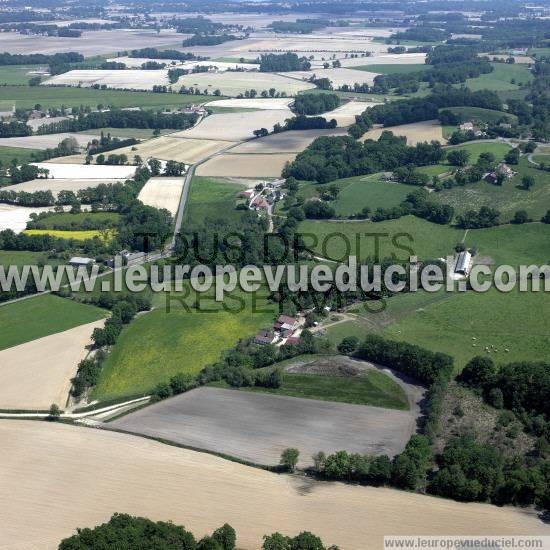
282,67,379,88
0,320,103,410
175,71,314,97
2,178,122,196
110,136,232,164
204,97,293,110
322,100,380,127
31,162,136,179
362,120,445,145
44,69,169,91
231,128,346,153
137,177,185,215
0,204,60,233
112,386,419,466
0,133,99,150
0,29,186,55
173,110,293,141
1,421,546,550
340,52,427,67
196,153,295,177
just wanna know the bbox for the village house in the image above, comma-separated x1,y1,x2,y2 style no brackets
254,329,277,346
250,196,269,210
459,122,474,131
484,162,515,184
274,314,299,337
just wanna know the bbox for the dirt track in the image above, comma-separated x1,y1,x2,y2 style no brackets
1,421,547,550
112,386,421,466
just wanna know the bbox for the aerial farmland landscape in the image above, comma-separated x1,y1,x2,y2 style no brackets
0,0,549,549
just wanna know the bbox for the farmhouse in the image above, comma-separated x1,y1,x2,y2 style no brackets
454,251,472,276
250,196,269,210
254,329,276,345
459,122,474,131
484,162,516,184
237,189,255,199
69,256,95,267
274,314,299,337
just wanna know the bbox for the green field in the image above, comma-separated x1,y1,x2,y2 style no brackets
0,294,107,351
433,158,550,222
77,127,174,139
448,141,511,163
0,250,63,268
466,222,550,266
0,146,42,167
0,85,212,111
462,63,533,92
184,176,244,226
92,284,277,400
384,287,550,371
443,106,518,125
0,66,43,86
28,211,121,230
298,215,465,262
355,63,431,75
215,370,409,410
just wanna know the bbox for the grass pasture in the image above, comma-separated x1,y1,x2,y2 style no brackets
0,145,42,168
0,65,42,86
0,294,107,351
433,158,550,222
184,176,244,227
27,212,121,230
385,287,550,371
216,370,409,410
462,63,533,93
298,215,465,262
92,284,277,400
0,85,212,111
0,250,63,268
442,106,518,125
356,63,432,75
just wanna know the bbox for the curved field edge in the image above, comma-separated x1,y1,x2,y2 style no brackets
1,421,546,550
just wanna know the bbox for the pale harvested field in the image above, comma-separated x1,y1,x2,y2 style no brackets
205,97,293,110
180,61,260,72
2,178,121,197
1,421,547,550
31,162,136,179
0,204,59,233
0,29,187,55
175,71,314,97
43,69,169,91
0,320,103,410
362,120,445,145
137,177,185,215
322,100,380,127
340,53,427,67
109,136,232,164
172,110,293,141
281,67,379,88
197,153,295,177
106,56,185,68
113,387,419,466
0,133,98,150
231,128,346,153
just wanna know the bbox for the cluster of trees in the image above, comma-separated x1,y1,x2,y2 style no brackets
292,93,339,115
0,51,83,65
36,109,199,134
182,34,241,47
456,206,500,229
128,48,201,62
175,16,235,34
9,163,49,184
267,18,330,34
259,52,311,72
87,134,139,156
277,115,337,133
391,27,449,42
283,132,445,184
59,513,335,550
0,120,32,138
168,67,188,83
